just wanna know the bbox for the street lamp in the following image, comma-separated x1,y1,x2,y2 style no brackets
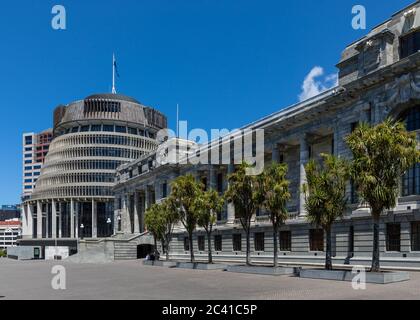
80,223,85,240
106,218,112,237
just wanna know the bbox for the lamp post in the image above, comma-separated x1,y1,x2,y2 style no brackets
106,218,112,237
80,224,85,240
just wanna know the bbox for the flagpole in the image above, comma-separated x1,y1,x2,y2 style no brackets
176,104,179,138
112,54,116,94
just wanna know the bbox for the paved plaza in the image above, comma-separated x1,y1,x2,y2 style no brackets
0,258,420,300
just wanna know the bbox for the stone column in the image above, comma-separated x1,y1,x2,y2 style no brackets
74,200,79,239
92,199,97,238
58,202,62,238
51,199,57,238
299,135,309,217
209,166,217,190
134,192,140,233
272,143,280,163
227,164,236,223
145,187,150,210
70,199,75,238
37,201,42,239
24,203,33,237
333,126,340,156
122,195,130,233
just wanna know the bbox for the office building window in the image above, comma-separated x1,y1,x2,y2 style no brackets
103,125,114,132
386,223,401,252
411,222,420,251
310,229,324,251
280,231,292,251
233,234,242,251
183,237,189,251
214,235,222,252
198,235,205,251
254,232,265,251
25,136,32,145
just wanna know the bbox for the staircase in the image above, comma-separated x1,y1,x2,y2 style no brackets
112,232,154,260
66,232,154,263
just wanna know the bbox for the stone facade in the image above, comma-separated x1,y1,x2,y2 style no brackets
113,2,420,268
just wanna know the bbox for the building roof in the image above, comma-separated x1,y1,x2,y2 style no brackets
84,93,141,105
0,221,21,227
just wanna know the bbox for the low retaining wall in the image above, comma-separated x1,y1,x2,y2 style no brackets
176,262,227,270
226,265,297,276
299,269,410,284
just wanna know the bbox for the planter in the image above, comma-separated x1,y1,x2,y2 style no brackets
299,268,410,284
142,260,177,268
226,265,297,276
176,262,228,270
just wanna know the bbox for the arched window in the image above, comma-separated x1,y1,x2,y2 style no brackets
401,105,420,196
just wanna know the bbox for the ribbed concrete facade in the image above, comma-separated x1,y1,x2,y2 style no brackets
21,94,166,244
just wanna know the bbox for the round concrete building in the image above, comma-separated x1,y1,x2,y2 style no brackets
21,93,166,246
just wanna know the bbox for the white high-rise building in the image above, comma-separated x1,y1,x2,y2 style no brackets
22,130,53,201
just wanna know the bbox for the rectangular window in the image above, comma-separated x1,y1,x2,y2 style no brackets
25,136,33,145
128,127,137,135
254,232,265,252
24,166,32,170
103,125,114,132
386,223,401,252
91,125,102,132
198,236,205,251
80,125,90,132
217,173,223,193
115,126,127,133
34,165,41,170
411,222,420,251
280,231,292,251
34,172,40,176
24,186,32,189
71,126,79,133
162,182,167,198
233,234,242,251
24,153,32,158
24,160,31,164
214,235,222,252
310,229,324,251
24,179,32,183
400,30,420,59
25,147,32,151
183,237,189,251
24,173,32,177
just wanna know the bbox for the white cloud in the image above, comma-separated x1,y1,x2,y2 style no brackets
298,66,338,102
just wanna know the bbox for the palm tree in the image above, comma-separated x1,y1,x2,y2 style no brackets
225,162,264,266
170,174,204,263
346,119,420,272
197,189,225,263
259,162,291,268
303,154,350,270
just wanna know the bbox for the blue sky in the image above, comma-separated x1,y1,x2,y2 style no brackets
0,0,414,204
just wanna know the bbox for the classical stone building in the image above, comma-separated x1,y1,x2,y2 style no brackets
113,2,420,268
20,94,167,253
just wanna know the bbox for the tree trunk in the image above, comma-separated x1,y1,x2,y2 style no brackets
165,236,170,261
207,232,213,264
246,227,251,266
325,226,332,270
371,214,380,272
273,227,278,268
189,231,195,263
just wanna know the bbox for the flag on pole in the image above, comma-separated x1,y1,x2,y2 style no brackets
113,57,120,78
